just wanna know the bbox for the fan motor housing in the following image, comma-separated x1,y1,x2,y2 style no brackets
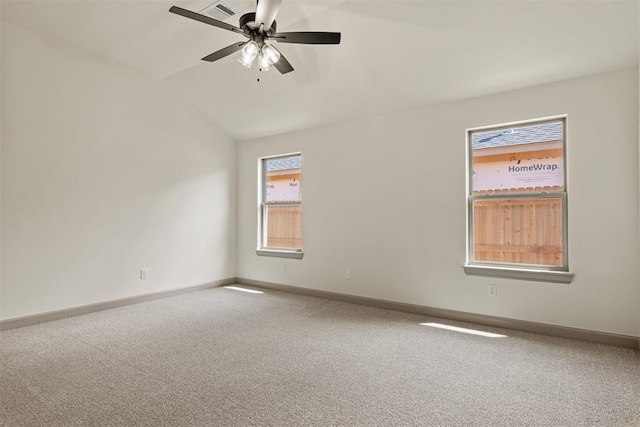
239,12,277,36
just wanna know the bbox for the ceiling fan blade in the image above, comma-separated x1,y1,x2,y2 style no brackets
255,0,283,32
272,49,294,74
201,42,247,62
169,6,245,36
271,32,341,45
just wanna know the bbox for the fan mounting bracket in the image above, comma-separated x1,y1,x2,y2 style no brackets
239,12,277,37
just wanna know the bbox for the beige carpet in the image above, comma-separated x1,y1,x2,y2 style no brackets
1,285,639,426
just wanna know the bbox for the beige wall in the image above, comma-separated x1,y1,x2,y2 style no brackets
0,19,3,310
238,67,639,337
0,23,237,320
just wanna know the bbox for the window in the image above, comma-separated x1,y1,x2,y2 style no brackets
464,117,573,283
257,153,303,259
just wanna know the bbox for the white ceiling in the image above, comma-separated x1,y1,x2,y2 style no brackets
2,0,639,141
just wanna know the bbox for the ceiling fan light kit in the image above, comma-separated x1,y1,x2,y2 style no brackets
169,0,341,76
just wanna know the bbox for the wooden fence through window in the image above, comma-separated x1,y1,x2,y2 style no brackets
266,205,302,249
473,186,563,266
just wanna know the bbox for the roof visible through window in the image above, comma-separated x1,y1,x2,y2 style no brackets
472,122,563,150
265,155,301,172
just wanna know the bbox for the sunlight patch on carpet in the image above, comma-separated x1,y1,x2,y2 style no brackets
223,286,264,294
420,322,507,338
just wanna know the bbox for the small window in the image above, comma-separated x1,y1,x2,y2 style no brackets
257,153,303,258
465,118,572,282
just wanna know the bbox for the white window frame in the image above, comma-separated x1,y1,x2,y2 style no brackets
463,116,573,283
256,153,303,259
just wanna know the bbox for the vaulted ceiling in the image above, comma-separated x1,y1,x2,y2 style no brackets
2,0,639,140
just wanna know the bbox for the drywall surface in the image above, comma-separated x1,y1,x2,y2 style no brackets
238,67,639,337
0,20,3,310
1,23,236,320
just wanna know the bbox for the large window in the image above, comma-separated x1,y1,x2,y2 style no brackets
257,153,303,258
465,117,572,282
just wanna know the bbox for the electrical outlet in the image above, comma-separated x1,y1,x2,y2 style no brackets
140,269,148,280
345,268,351,279
488,284,497,297
280,263,287,272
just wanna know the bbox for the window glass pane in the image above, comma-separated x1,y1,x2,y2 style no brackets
265,205,302,249
471,121,564,194
265,155,301,202
472,197,563,267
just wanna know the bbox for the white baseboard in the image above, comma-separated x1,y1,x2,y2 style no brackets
0,278,236,331
237,277,640,350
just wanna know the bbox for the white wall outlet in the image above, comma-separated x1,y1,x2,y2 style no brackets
345,268,351,279
280,263,287,272
488,284,497,297
140,268,148,280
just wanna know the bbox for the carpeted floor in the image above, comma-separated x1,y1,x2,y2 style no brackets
1,285,639,426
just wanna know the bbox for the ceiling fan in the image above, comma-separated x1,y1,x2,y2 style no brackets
169,0,341,75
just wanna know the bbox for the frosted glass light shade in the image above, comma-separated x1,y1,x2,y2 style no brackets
261,44,280,65
258,54,271,70
242,41,259,59
238,41,259,67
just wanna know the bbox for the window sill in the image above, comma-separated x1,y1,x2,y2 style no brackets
463,264,574,283
256,249,304,259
